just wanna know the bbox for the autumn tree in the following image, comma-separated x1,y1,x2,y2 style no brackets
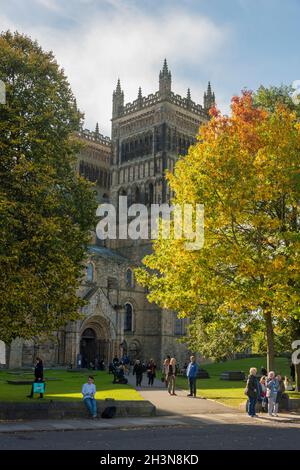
136,91,300,372
0,32,97,343
254,84,300,388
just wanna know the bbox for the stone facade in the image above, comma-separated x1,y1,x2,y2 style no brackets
5,60,214,369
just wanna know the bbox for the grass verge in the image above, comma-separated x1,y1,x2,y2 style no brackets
0,369,143,402
176,356,300,408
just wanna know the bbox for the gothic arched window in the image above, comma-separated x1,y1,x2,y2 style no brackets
174,314,185,336
124,303,133,332
149,183,154,205
126,268,134,288
134,187,140,203
86,263,94,282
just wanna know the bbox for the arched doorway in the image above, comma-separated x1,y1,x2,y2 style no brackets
79,316,114,368
80,328,96,368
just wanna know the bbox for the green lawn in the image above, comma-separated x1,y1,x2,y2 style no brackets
176,356,300,408
0,369,143,403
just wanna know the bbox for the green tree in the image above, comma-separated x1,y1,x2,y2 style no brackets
253,84,300,116
0,31,97,343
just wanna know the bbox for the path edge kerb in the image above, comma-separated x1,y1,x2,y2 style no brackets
0,400,156,420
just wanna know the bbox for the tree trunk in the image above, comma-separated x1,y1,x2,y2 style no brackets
295,363,300,392
264,311,275,372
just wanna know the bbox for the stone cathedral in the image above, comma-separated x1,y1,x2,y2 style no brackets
4,61,215,370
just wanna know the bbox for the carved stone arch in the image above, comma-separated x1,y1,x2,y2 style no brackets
80,314,115,367
145,179,155,206
118,186,127,196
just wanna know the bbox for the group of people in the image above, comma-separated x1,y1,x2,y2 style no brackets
28,355,295,420
246,367,293,418
132,359,157,387
162,355,199,397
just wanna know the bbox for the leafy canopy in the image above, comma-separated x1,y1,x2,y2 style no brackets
0,31,97,342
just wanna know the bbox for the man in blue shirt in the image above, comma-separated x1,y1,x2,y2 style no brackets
82,376,97,418
186,356,199,397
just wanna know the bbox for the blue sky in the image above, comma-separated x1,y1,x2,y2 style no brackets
0,0,299,135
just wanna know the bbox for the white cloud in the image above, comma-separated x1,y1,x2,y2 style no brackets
0,3,231,135
34,0,61,12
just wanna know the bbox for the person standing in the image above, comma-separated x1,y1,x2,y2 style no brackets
163,355,171,388
267,371,279,416
260,366,268,376
146,359,157,387
167,357,177,396
284,376,295,391
82,376,97,418
259,376,268,411
27,357,44,399
186,356,199,397
245,367,259,417
290,362,295,382
133,360,144,387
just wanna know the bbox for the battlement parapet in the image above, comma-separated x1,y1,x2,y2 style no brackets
119,90,208,119
79,129,111,147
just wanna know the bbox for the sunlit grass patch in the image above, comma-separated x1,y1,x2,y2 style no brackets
0,370,143,402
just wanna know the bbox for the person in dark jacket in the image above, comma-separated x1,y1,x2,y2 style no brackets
260,366,268,376
133,360,144,387
290,362,295,382
146,359,157,386
27,357,44,399
246,367,259,417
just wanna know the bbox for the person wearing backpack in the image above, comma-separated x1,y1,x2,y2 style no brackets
146,359,157,387
245,367,259,417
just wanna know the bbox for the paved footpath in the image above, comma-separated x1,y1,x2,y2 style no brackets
127,373,237,416
126,373,300,424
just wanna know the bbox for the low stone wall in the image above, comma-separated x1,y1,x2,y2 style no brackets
0,400,155,421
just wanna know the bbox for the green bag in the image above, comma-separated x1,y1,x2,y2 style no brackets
33,382,45,394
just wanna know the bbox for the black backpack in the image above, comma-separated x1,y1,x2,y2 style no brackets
101,406,117,419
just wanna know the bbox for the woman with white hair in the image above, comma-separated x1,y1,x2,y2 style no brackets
267,371,279,416
245,367,259,417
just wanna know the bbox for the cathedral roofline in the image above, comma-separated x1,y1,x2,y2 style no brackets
88,245,129,263
111,90,208,121
79,128,111,147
